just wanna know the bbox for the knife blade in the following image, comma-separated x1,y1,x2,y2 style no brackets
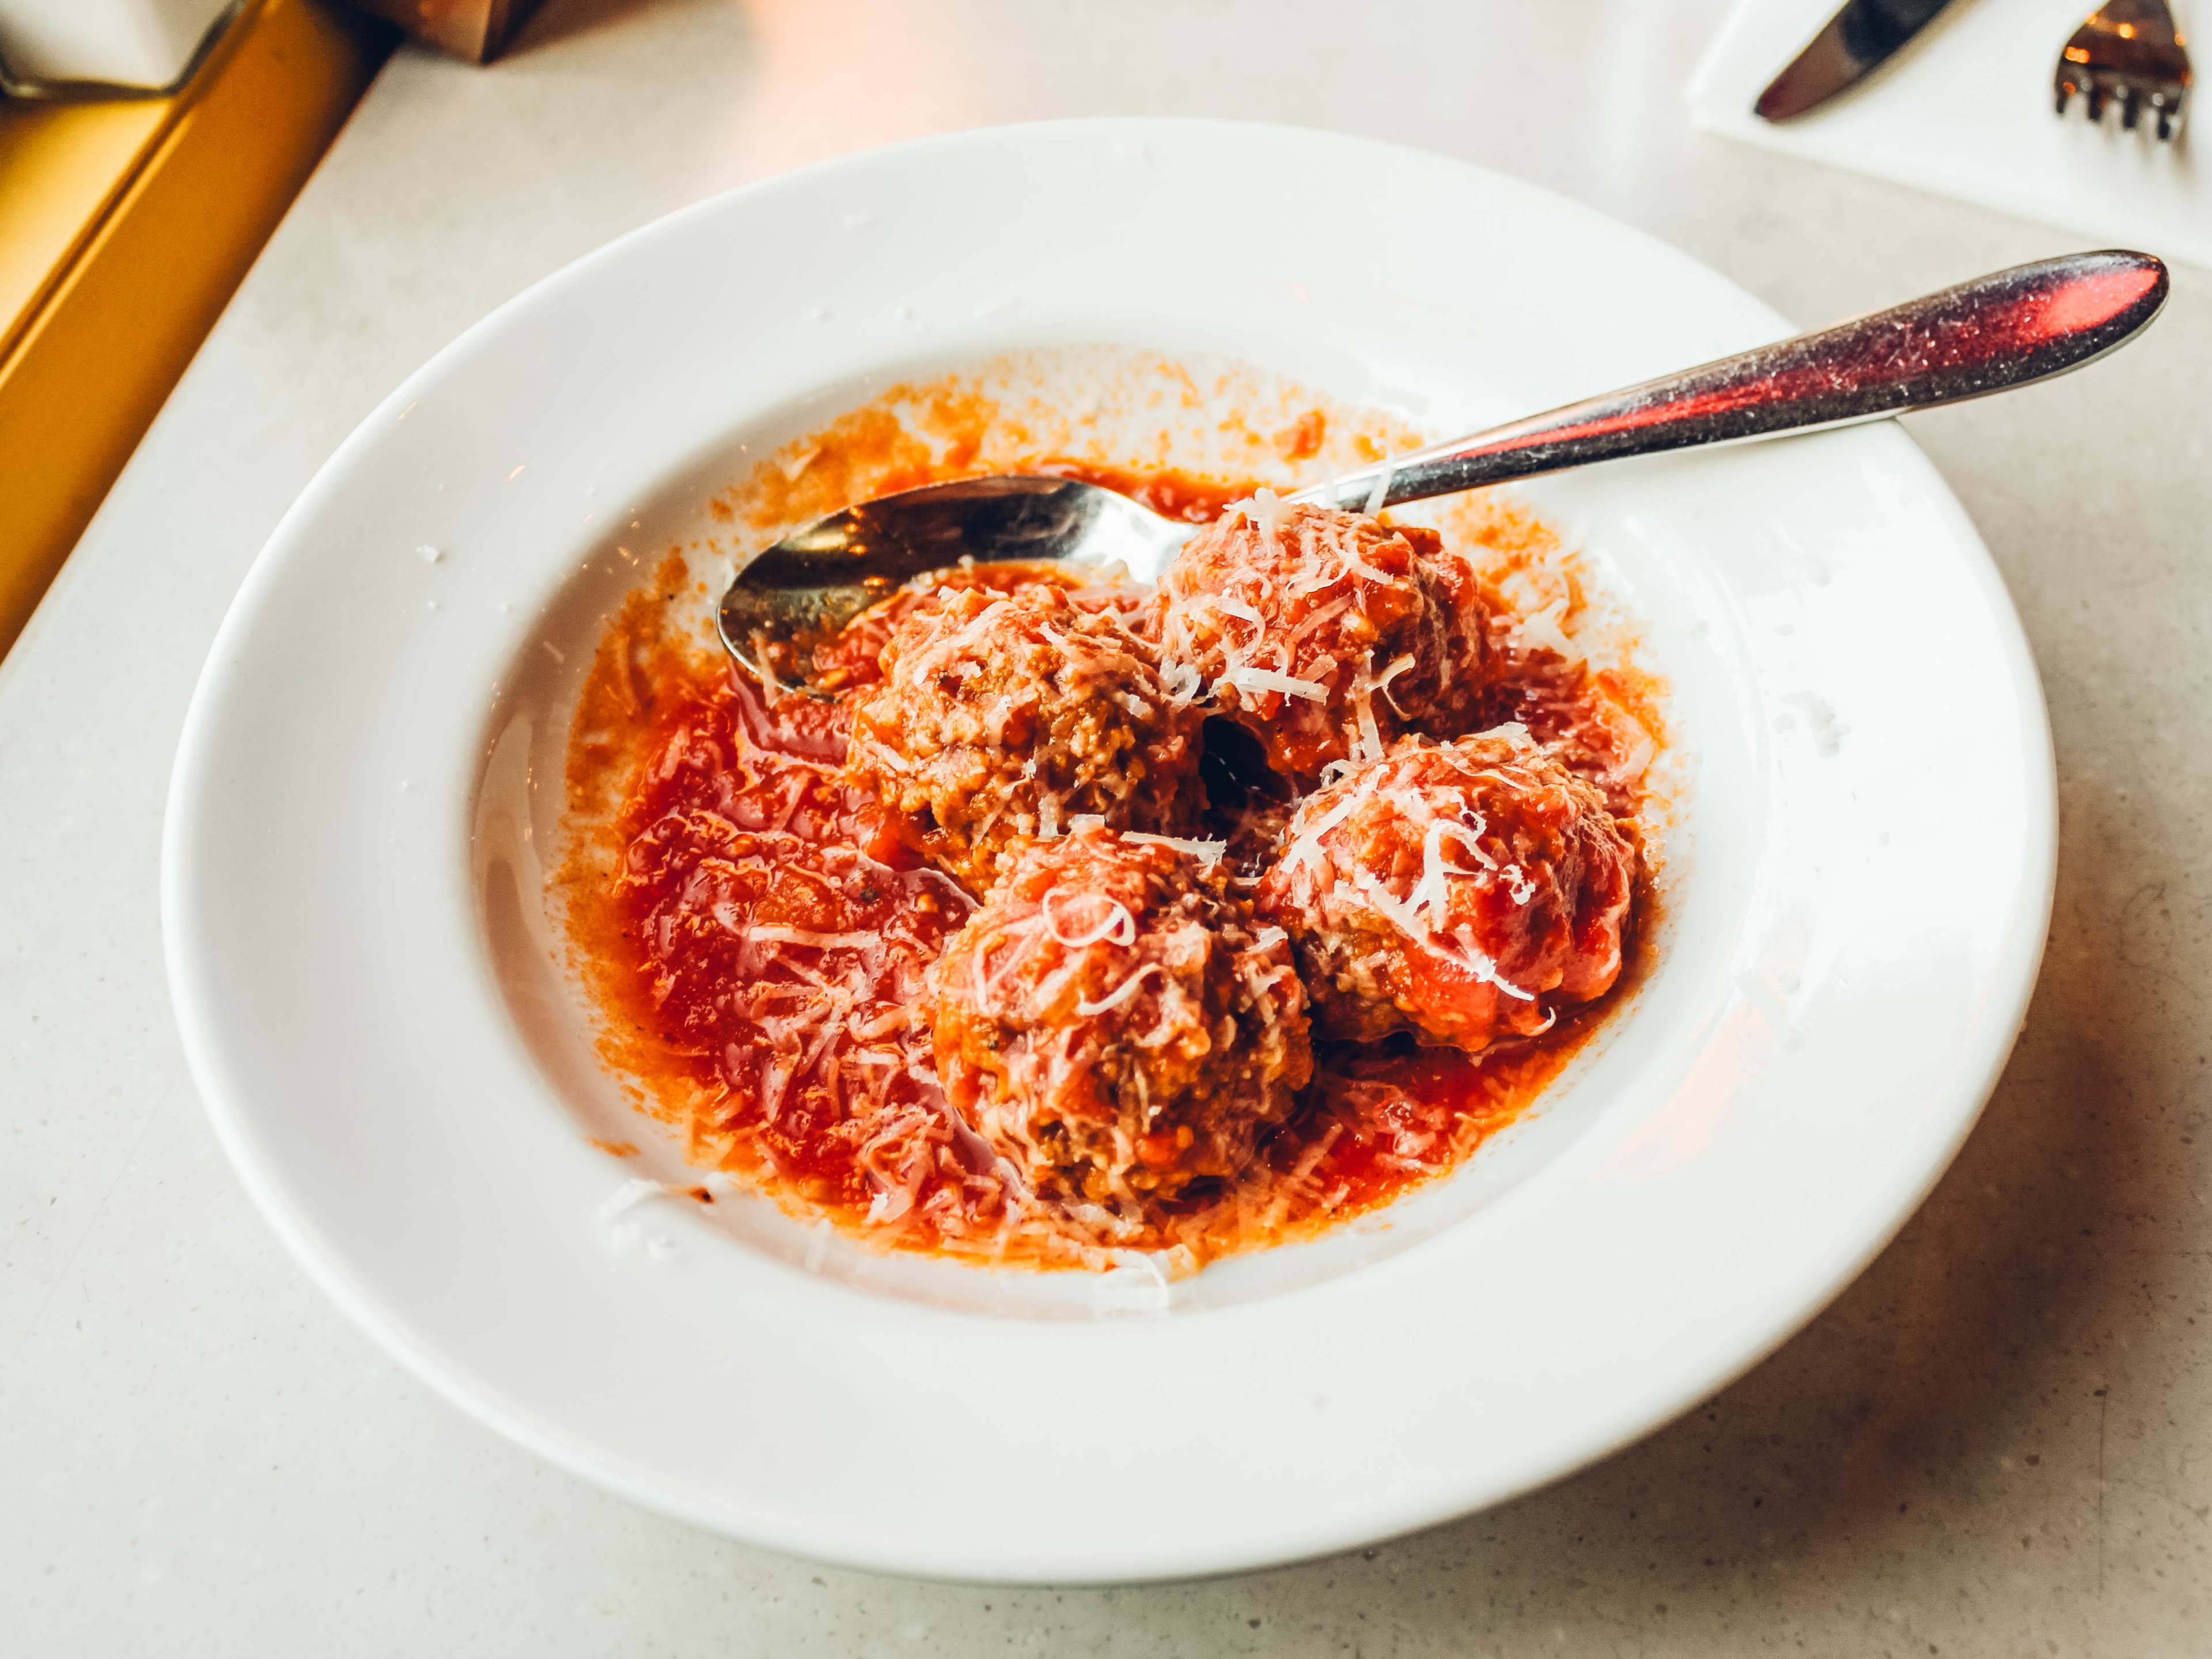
1755,0,1959,122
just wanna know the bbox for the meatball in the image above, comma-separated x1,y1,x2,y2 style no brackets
1158,494,1486,781
845,582,1198,895
1253,729,1634,1050
810,563,1154,694
926,822,1312,1219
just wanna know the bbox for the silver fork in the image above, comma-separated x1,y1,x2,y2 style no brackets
2055,0,2192,139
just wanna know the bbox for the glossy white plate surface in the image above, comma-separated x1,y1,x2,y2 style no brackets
162,120,2054,1582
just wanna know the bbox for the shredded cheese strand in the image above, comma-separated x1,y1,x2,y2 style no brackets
1221,665,1329,702
1075,963,1165,1017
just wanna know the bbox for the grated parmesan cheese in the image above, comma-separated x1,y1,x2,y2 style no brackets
1221,665,1330,702
1039,887,1138,949
1120,830,1229,864
1361,460,1396,517
1076,963,1165,1017
747,925,880,950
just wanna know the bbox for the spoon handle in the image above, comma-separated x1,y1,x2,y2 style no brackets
1302,251,2167,514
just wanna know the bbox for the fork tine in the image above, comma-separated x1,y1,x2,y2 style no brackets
2146,90,2172,142
2054,2,2192,141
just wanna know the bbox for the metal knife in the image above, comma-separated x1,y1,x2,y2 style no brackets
1755,0,1959,121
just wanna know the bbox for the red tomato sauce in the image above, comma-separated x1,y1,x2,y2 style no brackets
564,468,1654,1270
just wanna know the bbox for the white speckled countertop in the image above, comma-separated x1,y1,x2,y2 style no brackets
5,1,2210,1651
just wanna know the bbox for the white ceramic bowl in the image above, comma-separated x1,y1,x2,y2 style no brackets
162,120,2054,1582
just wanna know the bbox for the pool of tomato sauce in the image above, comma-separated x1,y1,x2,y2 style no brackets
575,464,1652,1266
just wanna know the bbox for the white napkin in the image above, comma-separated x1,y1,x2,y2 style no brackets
1688,0,2211,269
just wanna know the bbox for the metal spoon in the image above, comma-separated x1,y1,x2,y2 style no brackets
721,250,2166,691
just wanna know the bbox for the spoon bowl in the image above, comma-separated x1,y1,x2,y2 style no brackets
717,475,1191,687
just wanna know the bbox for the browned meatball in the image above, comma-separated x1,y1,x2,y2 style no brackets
926,822,1312,1219
845,582,1199,895
809,563,1154,693
1158,495,1486,781
1253,729,1634,1050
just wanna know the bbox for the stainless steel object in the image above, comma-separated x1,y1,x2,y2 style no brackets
722,251,2169,692
1753,0,1957,122
721,478,1191,690
2055,0,2191,139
